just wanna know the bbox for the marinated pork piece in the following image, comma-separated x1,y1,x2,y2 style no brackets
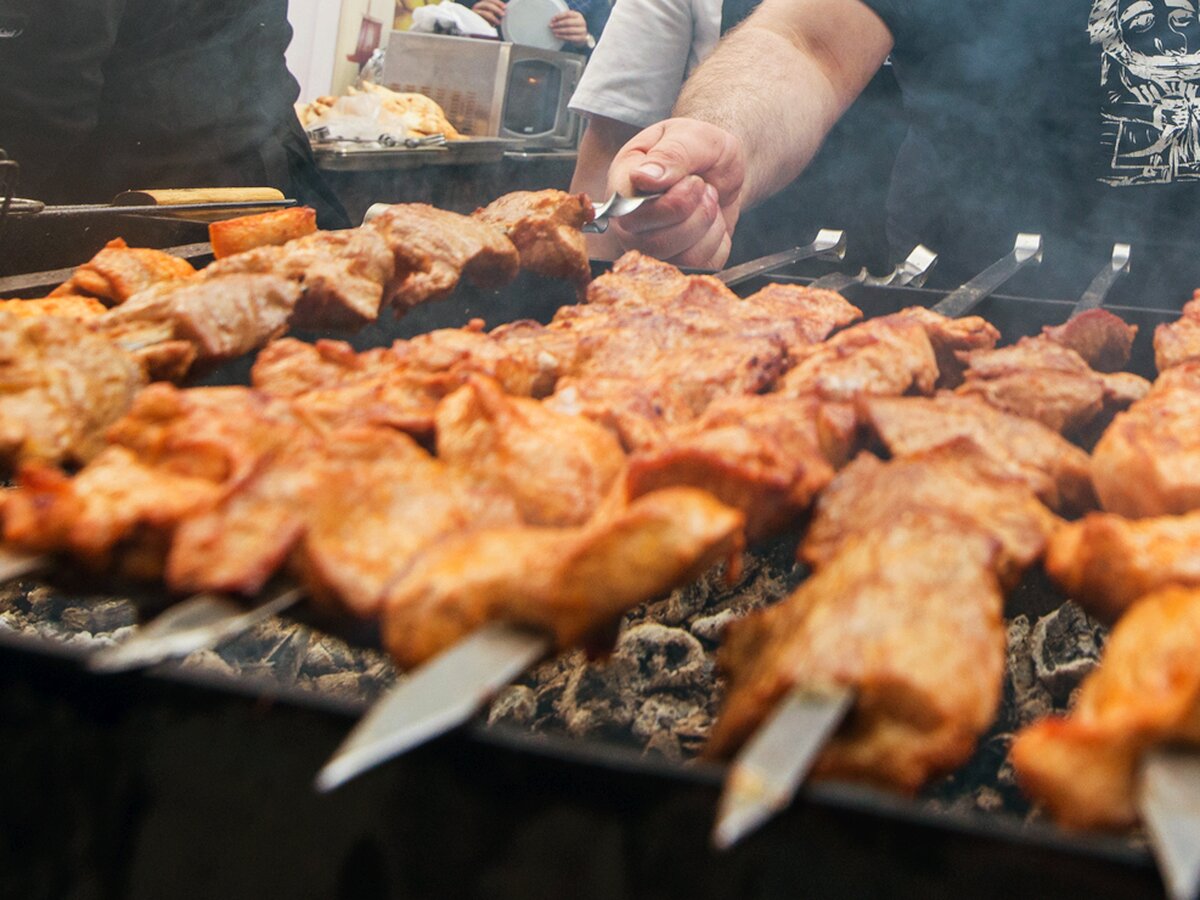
624,395,858,540
0,295,107,322
709,516,1007,793
801,443,1059,588
774,313,940,400
97,273,301,377
435,376,626,527
2,384,295,570
208,207,318,260
295,427,521,617
48,238,196,304
474,189,594,286
0,311,146,466
203,227,394,328
1091,361,1200,517
955,332,1150,436
1153,293,1200,373
1011,585,1200,830
381,487,745,668
891,305,1001,387
860,394,1097,514
1042,308,1138,374
368,204,520,310
1046,511,1200,623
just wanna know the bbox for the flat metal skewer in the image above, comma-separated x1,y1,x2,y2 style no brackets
0,547,48,583
87,585,304,673
716,229,847,287
712,686,854,849
811,244,939,293
931,233,1043,319
1140,747,1200,900
316,622,550,792
1073,242,1132,316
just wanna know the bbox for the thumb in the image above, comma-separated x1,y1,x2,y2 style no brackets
610,117,743,202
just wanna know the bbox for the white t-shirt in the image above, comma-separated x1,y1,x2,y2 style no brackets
568,0,721,128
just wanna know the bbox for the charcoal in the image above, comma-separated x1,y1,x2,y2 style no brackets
259,622,311,682
300,635,364,677
631,695,711,749
1030,602,1104,705
59,599,137,635
557,664,638,738
690,609,737,646
1004,614,1054,731
488,685,538,727
178,648,240,680
613,624,709,694
312,671,369,700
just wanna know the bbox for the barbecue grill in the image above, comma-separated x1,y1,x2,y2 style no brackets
0,218,1185,898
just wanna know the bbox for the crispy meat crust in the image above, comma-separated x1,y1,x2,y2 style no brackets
381,488,745,668
474,190,594,285
1011,586,1200,830
1154,294,1200,373
48,238,196,305
1092,362,1200,517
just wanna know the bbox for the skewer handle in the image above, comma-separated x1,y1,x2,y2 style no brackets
932,233,1043,319
1072,243,1132,317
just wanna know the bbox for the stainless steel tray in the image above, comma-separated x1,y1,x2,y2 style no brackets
313,137,525,172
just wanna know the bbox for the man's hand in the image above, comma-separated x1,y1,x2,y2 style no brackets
605,118,745,269
472,0,506,27
549,10,589,45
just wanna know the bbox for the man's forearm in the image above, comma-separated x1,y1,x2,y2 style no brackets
674,0,892,208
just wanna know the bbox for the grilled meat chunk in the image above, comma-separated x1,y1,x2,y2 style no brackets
1042,308,1137,374
0,295,107,322
891,306,1000,387
98,273,301,377
1092,362,1200,517
368,204,520,310
381,487,744,668
774,314,939,401
1046,511,1200,623
860,394,1097,514
435,376,626,527
49,238,196,305
0,311,146,466
474,190,594,285
203,228,394,329
955,331,1150,436
296,427,521,617
1011,586,1200,830
801,443,1059,588
1153,293,1200,373
709,517,1007,793
625,395,858,540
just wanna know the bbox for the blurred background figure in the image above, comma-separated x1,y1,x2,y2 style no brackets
0,0,349,227
466,0,612,51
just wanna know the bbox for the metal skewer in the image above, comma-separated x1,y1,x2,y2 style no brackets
1073,242,1132,316
716,229,847,287
87,585,304,673
316,622,549,792
1140,747,1200,900
810,244,938,293
711,237,1043,850
0,547,48,583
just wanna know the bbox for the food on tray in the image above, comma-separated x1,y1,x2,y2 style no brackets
707,442,1057,792
1153,291,1200,372
1011,585,1200,830
48,238,196,304
1046,510,1200,623
296,82,461,140
1091,362,1200,517
0,311,146,467
208,207,317,260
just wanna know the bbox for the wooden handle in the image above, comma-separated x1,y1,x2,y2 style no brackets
112,188,286,207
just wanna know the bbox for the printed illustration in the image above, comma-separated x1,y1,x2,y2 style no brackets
1090,0,1200,184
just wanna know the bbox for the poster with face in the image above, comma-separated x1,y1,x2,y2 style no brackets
1091,0,1200,184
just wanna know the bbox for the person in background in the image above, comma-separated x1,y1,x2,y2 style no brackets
0,0,349,228
568,0,752,257
469,0,611,52
602,0,1200,303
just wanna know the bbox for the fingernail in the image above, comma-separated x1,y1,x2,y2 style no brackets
635,162,665,180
